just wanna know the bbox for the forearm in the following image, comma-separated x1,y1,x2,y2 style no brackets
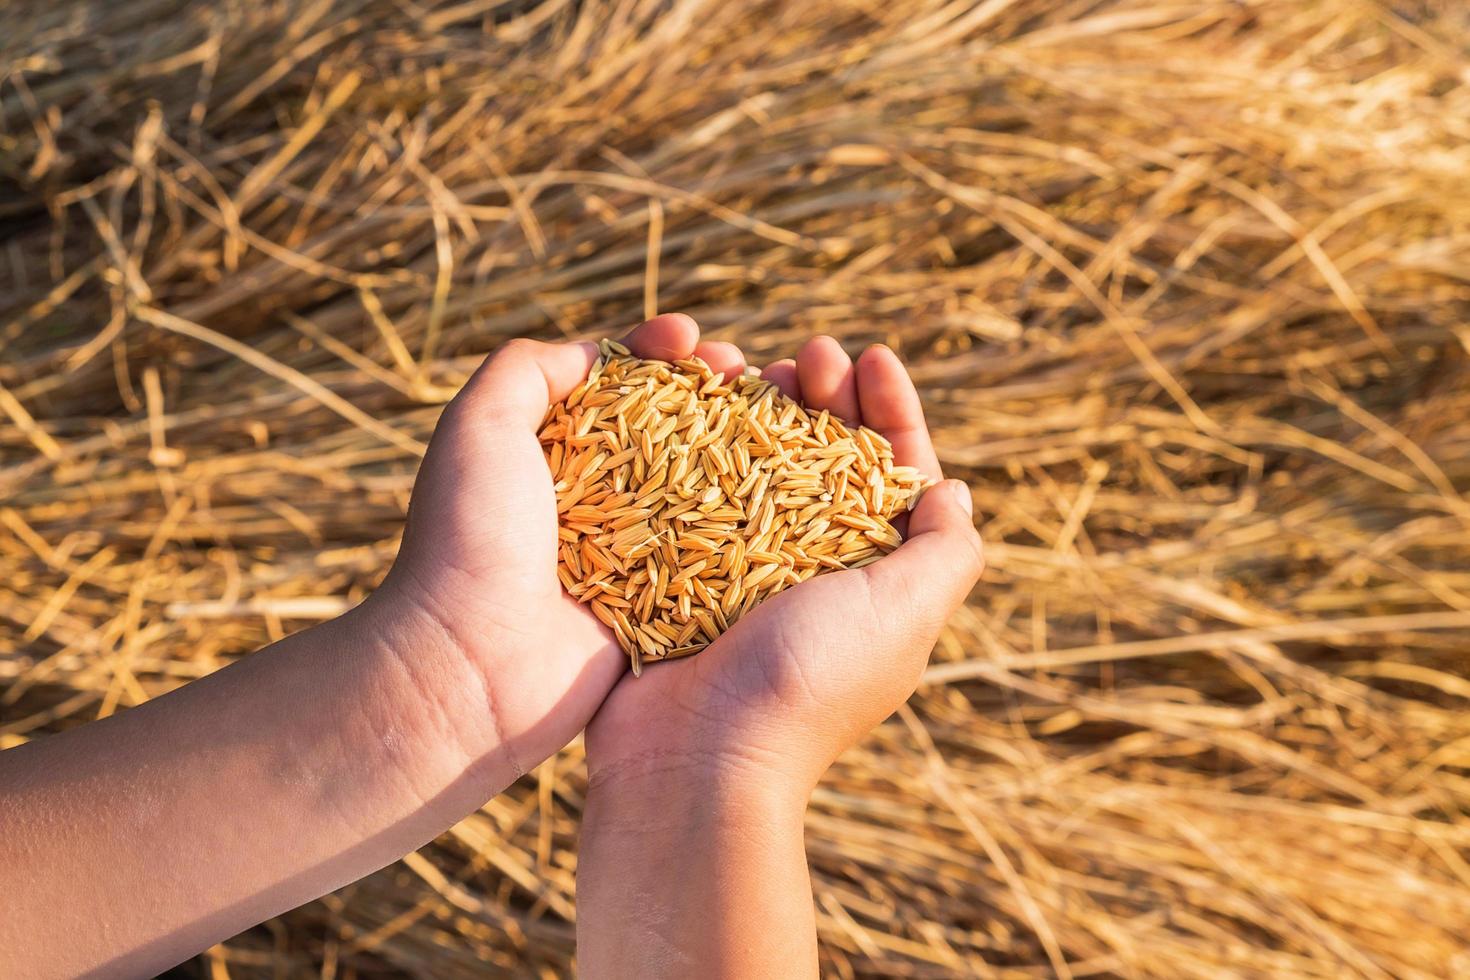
0,592,509,979
576,757,818,978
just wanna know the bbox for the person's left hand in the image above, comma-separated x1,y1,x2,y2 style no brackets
373,314,746,783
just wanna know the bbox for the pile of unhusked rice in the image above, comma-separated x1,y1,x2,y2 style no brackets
539,340,930,672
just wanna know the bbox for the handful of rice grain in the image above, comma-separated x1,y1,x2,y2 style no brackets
539,339,931,674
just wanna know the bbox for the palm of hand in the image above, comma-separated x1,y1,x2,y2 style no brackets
384,316,979,783
396,401,614,673
589,565,888,785
384,320,748,768
586,329,980,791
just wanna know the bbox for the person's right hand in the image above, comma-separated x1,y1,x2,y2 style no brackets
584,334,985,797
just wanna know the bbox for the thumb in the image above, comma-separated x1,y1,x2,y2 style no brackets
449,315,702,432
908,478,976,539
861,479,984,616
453,338,599,431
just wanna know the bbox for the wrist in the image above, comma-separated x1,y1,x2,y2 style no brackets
586,667,842,803
325,587,523,814
585,733,813,826
578,726,820,978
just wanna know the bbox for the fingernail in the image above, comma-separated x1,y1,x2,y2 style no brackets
949,479,973,517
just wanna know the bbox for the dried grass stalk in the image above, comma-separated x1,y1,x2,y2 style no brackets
539,339,927,673
4,0,1470,976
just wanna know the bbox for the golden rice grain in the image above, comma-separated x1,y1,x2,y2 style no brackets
539,339,932,674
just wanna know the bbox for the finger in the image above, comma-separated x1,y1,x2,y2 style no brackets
693,340,746,382
855,344,942,481
761,359,800,400
457,337,599,429
622,312,700,361
861,479,983,621
796,336,861,423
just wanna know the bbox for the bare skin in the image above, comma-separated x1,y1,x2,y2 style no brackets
0,316,982,979
576,331,984,978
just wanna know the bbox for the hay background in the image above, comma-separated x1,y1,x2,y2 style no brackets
3,0,1470,976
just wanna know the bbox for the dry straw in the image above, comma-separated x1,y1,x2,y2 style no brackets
3,0,1470,976
540,339,927,672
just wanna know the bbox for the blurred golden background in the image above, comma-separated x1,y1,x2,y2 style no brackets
3,0,1470,976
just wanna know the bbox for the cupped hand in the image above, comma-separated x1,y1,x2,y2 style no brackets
376,315,708,777
585,332,985,794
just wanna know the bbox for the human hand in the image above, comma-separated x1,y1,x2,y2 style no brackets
584,332,984,797
0,315,761,980
375,314,750,782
